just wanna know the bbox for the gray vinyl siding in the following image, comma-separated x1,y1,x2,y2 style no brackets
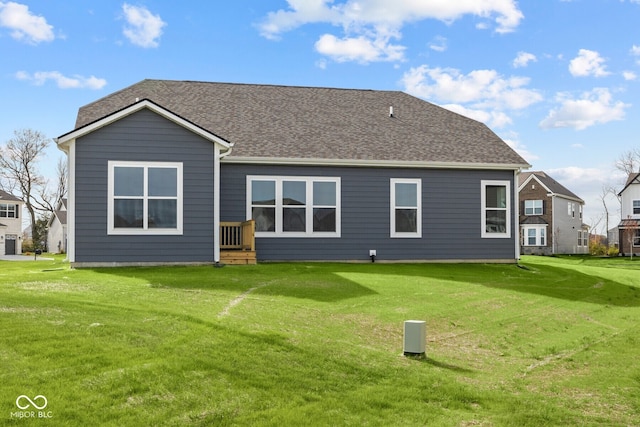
221,164,517,262
552,197,587,254
74,109,216,264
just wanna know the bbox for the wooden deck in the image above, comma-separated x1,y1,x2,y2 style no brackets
219,220,256,265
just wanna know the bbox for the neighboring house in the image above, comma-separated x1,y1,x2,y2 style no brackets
518,171,589,255
617,172,640,256
55,79,530,267
47,198,68,254
0,190,23,255
607,227,619,249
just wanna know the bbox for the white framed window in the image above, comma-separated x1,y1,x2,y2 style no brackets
634,230,640,247
390,178,422,238
108,161,183,235
633,200,640,215
524,200,543,215
0,203,18,218
577,230,588,247
247,176,340,238
522,226,546,246
481,180,511,238
568,202,576,217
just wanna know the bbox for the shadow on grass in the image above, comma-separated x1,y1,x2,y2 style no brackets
404,354,475,373
360,261,640,307
86,263,378,303
85,257,639,307
488,263,640,307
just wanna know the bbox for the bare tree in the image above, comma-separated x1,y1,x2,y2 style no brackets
0,129,51,250
615,148,640,175
598,185,618,248
38,157,68,213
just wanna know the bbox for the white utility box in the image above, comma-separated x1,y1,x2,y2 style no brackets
403,320,426,356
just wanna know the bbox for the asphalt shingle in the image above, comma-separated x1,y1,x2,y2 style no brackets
74,79,530,167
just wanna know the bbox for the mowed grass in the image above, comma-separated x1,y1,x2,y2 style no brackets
1,255,639,426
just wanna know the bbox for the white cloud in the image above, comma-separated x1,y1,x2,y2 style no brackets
539,88,629,130
569,49,610,77
502,136,538,163
401,65,542,128
623,71,637,81
259,0,523,63
122,3,166,48
16,71,107,89
631,45,640,65
428,36,447,52
513,51,536,68
315,32,405,63
0,1,54,44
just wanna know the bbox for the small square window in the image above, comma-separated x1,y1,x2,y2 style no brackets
524,200,543,215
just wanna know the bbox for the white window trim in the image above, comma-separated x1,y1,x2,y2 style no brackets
246,175,341,238
524,199,543,215
522,225,547,246
390,178,422,238
481,180,511,239
107,161,183,235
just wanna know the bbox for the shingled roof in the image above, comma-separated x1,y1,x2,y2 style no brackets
519,171,584,202
0,190,22,202
73,79,529,168
618,172,640,196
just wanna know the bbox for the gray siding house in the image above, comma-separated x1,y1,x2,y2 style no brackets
518,171,588,255
617,172,640,256
56,79,530,267
0,189,23,255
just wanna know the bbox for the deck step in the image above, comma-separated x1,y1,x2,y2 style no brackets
220,250,257,265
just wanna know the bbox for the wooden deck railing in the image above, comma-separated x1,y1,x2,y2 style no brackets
220,220,255,251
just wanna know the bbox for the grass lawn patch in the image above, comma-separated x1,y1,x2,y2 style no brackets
1,255,639,426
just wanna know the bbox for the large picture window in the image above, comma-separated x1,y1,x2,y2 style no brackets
108,161,183,235
390,178,422,238
481,180,511,238
247,176,340,237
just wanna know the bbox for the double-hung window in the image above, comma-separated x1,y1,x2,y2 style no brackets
108,161,183,235
0,203,18,218
481,180,511,238
524,200,543,215
248,176,340,237
633,200,640,215
390,179,422,238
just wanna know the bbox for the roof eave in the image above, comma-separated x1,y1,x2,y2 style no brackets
222,156,531,170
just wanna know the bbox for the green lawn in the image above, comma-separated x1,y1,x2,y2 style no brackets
1,255,639,426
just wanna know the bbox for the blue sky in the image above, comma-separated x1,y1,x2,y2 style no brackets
1,0,639,231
